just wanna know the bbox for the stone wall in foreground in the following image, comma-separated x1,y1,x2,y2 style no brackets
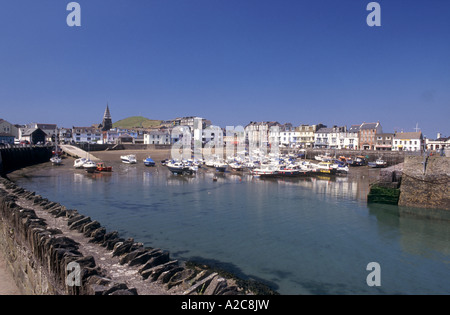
398,156,450,211
0,177,254,295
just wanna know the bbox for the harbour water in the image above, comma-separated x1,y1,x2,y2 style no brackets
9,158,450,295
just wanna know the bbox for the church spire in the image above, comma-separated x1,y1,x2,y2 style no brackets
101,103,113,131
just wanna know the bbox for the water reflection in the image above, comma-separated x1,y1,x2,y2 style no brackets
8,160,450,294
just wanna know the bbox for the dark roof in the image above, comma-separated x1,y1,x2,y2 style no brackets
360,122,380,130
316,127,333,133
22,128,46,136
348,125,361,132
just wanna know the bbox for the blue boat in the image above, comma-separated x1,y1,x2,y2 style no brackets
143,157,156,166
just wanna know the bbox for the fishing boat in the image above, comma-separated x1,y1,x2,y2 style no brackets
121,154,137,164
368,159,387,168
96,162,112,172
143,157,156,166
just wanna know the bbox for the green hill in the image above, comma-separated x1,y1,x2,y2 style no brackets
113,116,162,129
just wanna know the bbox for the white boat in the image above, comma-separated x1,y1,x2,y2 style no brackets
74,158,87,168
121,154,137,164
251,165,278,178
368,159,387,168
228,162,245,171
83,160,97,169
50,155,62,165
166,160,195,175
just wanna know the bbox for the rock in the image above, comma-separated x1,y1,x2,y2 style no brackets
140,260,179,281
137,251,170,273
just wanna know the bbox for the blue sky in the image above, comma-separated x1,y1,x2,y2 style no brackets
0,0,449,138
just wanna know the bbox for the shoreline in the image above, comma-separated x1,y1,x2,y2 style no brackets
1,157,278,295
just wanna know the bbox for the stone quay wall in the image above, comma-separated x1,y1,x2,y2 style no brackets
0,146,53,177
398,156,450,211
0,177,253,295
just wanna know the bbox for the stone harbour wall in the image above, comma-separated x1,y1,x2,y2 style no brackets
0,177,257,295
398,156,450,211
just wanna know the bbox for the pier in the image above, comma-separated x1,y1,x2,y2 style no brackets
60,144,100,161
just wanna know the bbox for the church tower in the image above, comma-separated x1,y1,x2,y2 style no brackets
101,104,113,131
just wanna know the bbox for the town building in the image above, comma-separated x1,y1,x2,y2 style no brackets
0,119,19,139
343,125,360,150
425,133,449,153
314,127,332,148
375,133,394,151
245,121,281,148
359,122,383,150
296,124,322,148
144,130,171,145
20,128,47,144
279,123,298,148
72,127,102,144
393,131,423,151
0,133,15,145
24,123,57,142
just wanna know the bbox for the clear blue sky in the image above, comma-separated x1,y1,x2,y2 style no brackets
1,0,449,138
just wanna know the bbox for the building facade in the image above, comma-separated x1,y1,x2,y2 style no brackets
393,132,423,151
359,122,383,150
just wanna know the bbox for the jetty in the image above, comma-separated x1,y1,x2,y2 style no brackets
60,145,100,161
368,156,450,211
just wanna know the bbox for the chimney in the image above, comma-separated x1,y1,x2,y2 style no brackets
437,132,441,139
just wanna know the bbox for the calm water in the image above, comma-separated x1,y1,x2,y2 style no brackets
10,160,450,294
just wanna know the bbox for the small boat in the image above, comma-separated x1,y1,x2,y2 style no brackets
121,154,137,164
368,159,387,168
228,162,246,171
83,160,98,173
74,158,87,168
166,160,195,175
316,162,337,175
96,162,112,172
50,155,62,165
214,161,228,172
251,165,278,178
349,156,367,167
143,157,156,167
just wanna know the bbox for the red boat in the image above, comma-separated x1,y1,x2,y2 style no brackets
96,162,112,172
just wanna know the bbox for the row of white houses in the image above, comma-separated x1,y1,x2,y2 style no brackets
1,118,449,152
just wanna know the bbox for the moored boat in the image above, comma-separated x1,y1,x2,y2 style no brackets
121,154,137,164
316,162,337,175
251,165,278,178
96,162,112,172
368,159,387,168
143,157,156,166
74,158,87,168
50,155,62,165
